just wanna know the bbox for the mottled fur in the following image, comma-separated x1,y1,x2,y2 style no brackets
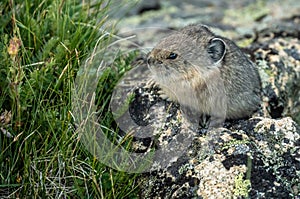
147,24,261,125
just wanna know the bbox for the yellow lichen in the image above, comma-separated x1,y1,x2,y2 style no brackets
233,173,251,198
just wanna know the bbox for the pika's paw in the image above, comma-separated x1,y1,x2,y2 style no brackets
144,79,171,101
144,79,156,89
157,90,171,101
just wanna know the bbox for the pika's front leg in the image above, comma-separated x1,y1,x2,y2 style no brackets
145,79,172,101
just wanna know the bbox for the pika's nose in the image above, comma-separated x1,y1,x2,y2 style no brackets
147,56,155,65
147,56,162,65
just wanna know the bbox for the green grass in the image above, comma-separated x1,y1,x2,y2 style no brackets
0,0,140,198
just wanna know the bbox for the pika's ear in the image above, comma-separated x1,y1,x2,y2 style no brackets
207,38,226,64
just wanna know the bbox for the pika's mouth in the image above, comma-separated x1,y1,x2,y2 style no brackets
147,56,161,72
147,60,170,74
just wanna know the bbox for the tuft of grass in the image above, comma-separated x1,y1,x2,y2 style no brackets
0,0,140,198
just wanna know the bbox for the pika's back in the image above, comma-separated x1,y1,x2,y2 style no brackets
147,24,261,123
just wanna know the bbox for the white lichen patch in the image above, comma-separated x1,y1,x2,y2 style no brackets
194,154,247,199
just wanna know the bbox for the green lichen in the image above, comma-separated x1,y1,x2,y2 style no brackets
233,173,251,198
178,163,193,175
237,37,255,48
223,0,269,26
221,138,249,151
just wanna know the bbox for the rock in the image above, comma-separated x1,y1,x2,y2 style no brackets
110,22,300,198
133,0,161,15
109,1,300,198
138,117,300,198
249,17,300,124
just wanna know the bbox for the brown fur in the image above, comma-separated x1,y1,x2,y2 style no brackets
147,24,261,125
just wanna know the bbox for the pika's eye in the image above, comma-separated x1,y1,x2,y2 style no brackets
167,52,178,60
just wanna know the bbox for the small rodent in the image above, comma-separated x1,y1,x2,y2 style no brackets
147,24,261,127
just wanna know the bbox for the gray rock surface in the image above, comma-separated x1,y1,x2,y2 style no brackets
115,0,300,48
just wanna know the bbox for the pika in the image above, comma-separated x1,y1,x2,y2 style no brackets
147,24,261,127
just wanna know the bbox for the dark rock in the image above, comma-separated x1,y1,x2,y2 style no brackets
136,0,161,14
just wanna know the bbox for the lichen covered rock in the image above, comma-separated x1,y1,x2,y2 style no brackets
249,20,300,124
111,13,300,199
137,117,299,198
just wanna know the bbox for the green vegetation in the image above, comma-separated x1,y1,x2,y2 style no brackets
233,172,251,198
0,0,140,197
